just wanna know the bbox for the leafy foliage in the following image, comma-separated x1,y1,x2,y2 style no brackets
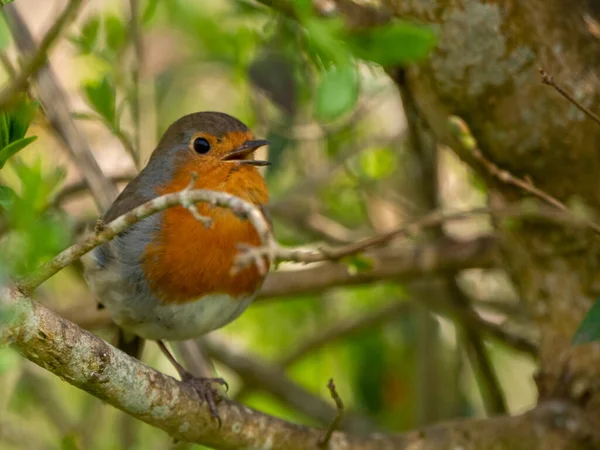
0,98,67,277
315,65,359,121
83,75,117,125
1,159,68,276
346,22,437,66
0,99,39,169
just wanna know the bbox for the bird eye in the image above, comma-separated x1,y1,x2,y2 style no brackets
193,137,211,154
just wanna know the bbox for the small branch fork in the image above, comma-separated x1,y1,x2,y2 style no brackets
182,173,213,229
319,379,345,448
538,67,600,127
448,115,600,235
17,182,276,295
19,181,600,296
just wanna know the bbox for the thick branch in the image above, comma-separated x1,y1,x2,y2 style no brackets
1,288,596,449
0,288,393,449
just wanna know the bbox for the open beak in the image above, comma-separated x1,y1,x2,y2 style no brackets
221,139,270,166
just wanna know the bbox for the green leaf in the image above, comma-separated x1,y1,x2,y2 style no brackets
105,14,127,53
293,0,313,19
347,22,436,66
0,113,9,149
0,136,37,169
83,76,116,124
232,0,268,17
0,185,16,209
314,65,359,121
359,147,396,179
9,100,39,142
304,17,350,67
0,99,38,168
60,434,82,450
572,298,600,346
165,2,237,63
77,16,100,53
142,0,160,24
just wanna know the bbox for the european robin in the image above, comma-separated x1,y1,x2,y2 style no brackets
82,111,271,422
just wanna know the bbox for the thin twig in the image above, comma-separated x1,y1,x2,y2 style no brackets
35,195,600,297
112,124,138,167
128,0,143,168
538,67,600,127
182,173,213,228
448,115,600,235
18,186,274,294
447,298,537,357
203,338,375,433
72,110,139,172
4,5,119,211
49,173,135,208
239,203,597,268
240,208,491,268
449,116,566,210
281,301,410,367
0,0,83,110
319,379,344,448
447,280,507,415
0,52,17,78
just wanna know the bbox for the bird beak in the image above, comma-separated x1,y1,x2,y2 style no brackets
221,139,270,166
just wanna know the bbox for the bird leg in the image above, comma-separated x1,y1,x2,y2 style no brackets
156,340,227,426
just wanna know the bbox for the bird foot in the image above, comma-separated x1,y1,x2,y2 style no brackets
180,373,228,427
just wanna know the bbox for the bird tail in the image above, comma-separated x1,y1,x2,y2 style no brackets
115,327,145,360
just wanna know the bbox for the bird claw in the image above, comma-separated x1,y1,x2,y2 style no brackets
181,373,228,427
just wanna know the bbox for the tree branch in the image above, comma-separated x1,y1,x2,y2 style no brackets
18,186,275,294
279,301,411,367
319,379,344,448
258,235,497,299
128,0,143,169
0,288,395,449
0,287,594,449
3,5,119,212
0,0,83,110
538,67,600,127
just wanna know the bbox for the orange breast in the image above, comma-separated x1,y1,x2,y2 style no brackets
142,159,269,304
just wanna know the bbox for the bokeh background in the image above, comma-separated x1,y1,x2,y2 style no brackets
0,0,536,449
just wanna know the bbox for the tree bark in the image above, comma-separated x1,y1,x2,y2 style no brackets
382,0,600,406
1,287,598,449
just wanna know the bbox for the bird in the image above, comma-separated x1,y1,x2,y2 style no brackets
82,111,271,423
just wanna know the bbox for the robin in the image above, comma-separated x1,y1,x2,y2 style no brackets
82,111,271,423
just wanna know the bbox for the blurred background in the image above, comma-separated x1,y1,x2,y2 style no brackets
0,0,537,449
